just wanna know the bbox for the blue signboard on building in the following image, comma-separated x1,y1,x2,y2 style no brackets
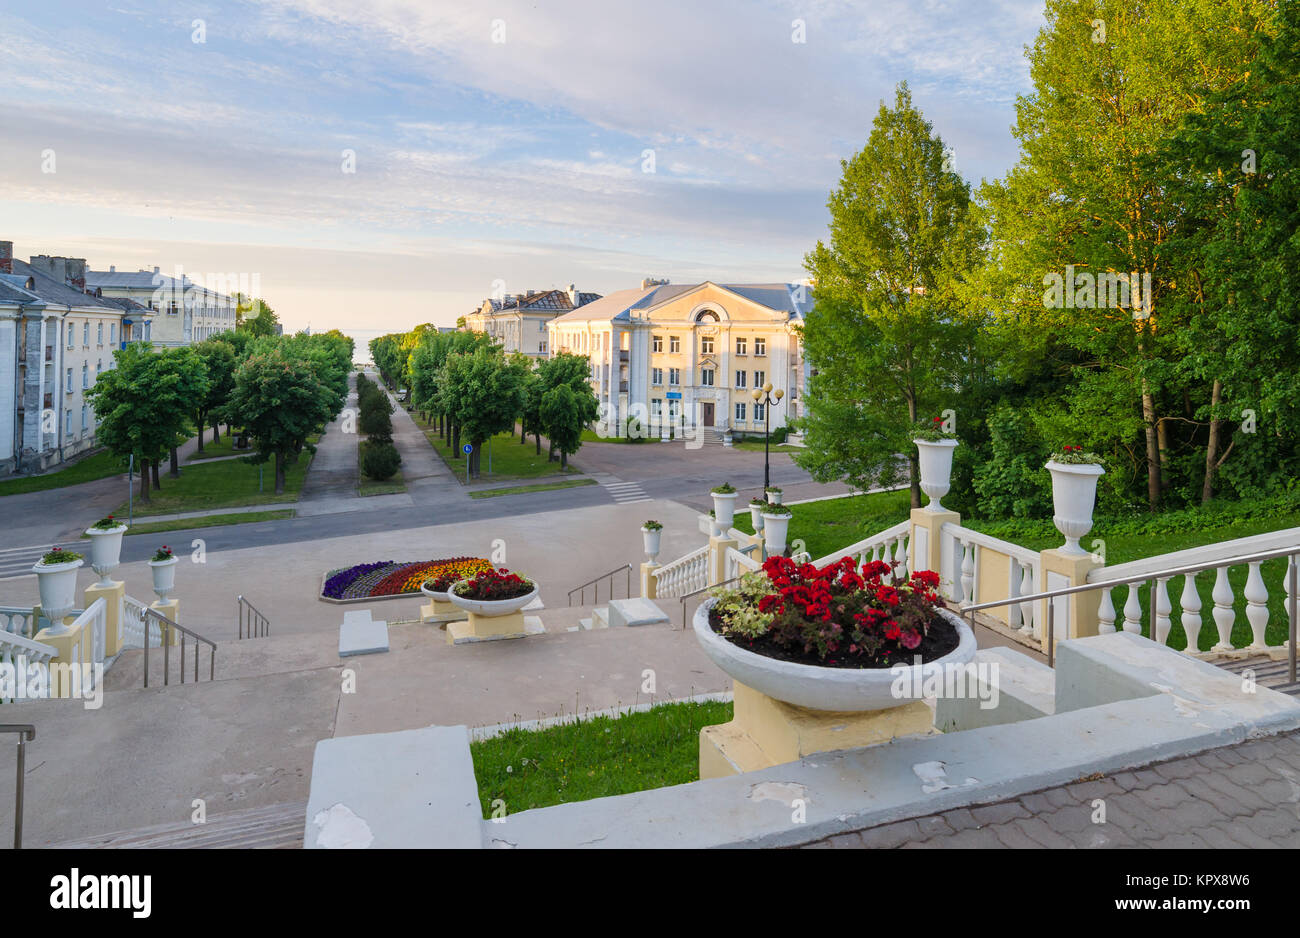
666,392,682,400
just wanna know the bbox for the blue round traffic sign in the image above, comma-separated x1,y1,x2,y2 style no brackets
462,443,473,454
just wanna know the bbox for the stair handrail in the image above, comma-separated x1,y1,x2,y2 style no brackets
142,607,218,688
568,563,634,606
237,595,271,639
677,573,745,630
961,543,1300,672
1,724,34,849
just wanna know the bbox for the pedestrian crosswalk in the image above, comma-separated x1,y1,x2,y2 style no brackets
600,479,651,505
0,544,49,581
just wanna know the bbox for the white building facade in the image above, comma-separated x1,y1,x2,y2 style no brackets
548,280,813,438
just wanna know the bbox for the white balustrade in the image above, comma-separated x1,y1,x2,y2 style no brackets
0,629,58,705
0,606,36,639
1122,584,1143,634
651,546,710,598
724,547,761,581
1244,561,1269,650
1180,573,1202,652
1211,567,1235,651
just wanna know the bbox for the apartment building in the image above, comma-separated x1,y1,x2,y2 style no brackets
547,279,813,437
86,266,239,346
463,284,601,358
0,244,132,474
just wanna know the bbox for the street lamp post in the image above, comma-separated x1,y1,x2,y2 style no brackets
751,382,784,493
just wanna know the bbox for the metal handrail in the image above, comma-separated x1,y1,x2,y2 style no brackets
568,563,633,606
678,574,746,630
2,724,34,849
237,595,270,639
142,608,218,688
961,544,1300,672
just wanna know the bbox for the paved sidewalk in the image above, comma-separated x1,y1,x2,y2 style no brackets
801,731,1300,849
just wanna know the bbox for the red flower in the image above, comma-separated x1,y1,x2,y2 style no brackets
900,629,922,650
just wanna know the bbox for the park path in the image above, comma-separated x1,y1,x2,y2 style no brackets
383,381,468,507
296,372,362,509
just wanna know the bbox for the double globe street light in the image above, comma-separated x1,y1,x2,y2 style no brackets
751,382,784,491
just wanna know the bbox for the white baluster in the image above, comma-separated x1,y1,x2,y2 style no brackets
1122,584,1143,634
1245,560,1269,650
1097,586,1117,633
1020,564,1036,637
1179,572,1202,653
960,541,975,605
894,535,908,581
1154,577,1172,645
1007,559,1023,631
1211,566,1235,651
881,540,895,583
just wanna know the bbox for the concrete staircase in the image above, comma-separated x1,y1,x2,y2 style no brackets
46,801,307,849
582,597,671,630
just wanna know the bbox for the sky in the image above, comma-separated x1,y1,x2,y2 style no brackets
0,0,1046,350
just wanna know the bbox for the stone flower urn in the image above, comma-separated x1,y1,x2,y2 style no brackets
914,438,959,511
85,523,128,586
149,554,180,601
761,509,792,555
641,526,662,560
1045,460,1105,554
748,502,766,532
32,556,84,636
711,489,738,529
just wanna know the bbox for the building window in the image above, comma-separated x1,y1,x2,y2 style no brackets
701,368,714,387
83,322,90,346
700,335,714,354
110,323,116,345
669,336,680,354
754,370,766,388
652,367,663,385
82,363,88,389
668,399,680,420
735,371,747,388
97,322,104,345
81,404,88,430
66,368,73,393
669,368,680,386
735,403,746,422
754,402,766,422
651,399,662,417
67,325,74,349
539,320,546,332
65,410,72,434
755,337,767,356
652,335,663,353
96,358,102,376
735,337,747,355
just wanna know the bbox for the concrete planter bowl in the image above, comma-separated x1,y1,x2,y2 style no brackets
447,580,539,617
693,598,976,712
419,582,452,603
1045,460,1105,554
84,524,127,586
33,558,84,632
914,438,959,511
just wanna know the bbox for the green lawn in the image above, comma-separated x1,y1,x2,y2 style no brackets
0,449,129,496
95,509,296,536
187,434,245,461
472,700,733,818
418,420,580,481
113,453,312,517
359,468,406,496
578,428,660,445
730,489,1300,652
470,478,597,499
730,490,913,560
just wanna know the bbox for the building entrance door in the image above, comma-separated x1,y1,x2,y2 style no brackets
701,402,714,426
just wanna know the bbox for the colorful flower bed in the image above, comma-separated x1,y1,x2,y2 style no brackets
322,557,493,600
452,567,535,602
708,556,957,668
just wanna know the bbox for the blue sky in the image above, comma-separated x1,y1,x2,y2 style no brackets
0,0,1045,342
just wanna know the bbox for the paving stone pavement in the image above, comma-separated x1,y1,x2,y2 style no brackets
799,730,1300,848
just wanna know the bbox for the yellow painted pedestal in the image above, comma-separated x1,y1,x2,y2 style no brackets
84,581,125,657
700,681,936,779
445,611,544,645
150,599,181,646
420,598,459,625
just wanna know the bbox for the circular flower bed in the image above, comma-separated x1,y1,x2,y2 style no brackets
708,555,958,669
322,557,493,601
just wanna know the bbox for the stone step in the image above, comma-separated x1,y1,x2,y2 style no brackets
46,800,307,849
592,606,609,629
606,597,670,628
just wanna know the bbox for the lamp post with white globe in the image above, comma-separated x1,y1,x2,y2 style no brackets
751,382,784,492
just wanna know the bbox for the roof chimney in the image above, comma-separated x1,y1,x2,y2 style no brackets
0,241,11,275
641,277,668,290
109,265,116,273
567,283,579,306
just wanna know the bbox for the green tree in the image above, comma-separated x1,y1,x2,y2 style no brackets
440,347,527,478
238,297,279,337
229,345,334,493
193,338,237,451
798,82,982,507
540,383,597,469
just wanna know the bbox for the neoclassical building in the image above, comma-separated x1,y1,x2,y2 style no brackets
0,246,136,474
87,266,239,346
547,280,813,438
463,284,601,359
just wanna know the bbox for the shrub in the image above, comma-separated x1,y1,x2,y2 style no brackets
360,440,402,481
359,405,393,440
